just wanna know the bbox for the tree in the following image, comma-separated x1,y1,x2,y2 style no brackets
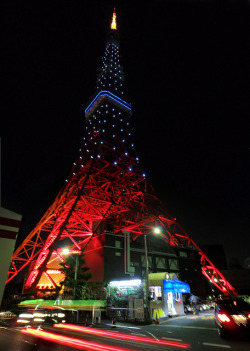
59,254,92,299
80,282,107,300
106,285,144,308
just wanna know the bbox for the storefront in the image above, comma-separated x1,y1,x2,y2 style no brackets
106,274,190,321
149,273,190,319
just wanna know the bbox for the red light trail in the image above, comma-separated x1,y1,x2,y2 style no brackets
21,328,138,351
217,313,231,323
54,323,190,348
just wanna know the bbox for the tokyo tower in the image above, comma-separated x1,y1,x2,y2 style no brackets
7,10,237,296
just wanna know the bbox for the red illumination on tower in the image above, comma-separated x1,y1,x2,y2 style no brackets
7,11,238,297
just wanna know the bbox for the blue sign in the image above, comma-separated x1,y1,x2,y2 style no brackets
163,280,190,294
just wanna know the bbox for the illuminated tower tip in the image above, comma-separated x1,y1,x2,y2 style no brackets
111,8,117,30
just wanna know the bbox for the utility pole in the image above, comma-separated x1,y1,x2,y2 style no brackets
144,234,151,322
73,255,79,300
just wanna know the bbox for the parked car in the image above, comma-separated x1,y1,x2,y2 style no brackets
215,297,250,338
206,300,215,309
184,301,207,313
184,304,193,313
194,301,207,311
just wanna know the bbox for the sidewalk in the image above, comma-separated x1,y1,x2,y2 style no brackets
88,316,180,329
97,319,144,329
90,312,198,329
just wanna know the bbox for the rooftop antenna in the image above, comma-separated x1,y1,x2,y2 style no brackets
111,8,117,30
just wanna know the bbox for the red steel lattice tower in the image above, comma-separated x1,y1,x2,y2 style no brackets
7,10,237,296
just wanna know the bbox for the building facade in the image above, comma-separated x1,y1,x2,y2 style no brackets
103,231,207,297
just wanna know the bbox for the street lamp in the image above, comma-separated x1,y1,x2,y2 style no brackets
153,227,161,235
144,233,150,321
144,227,161,321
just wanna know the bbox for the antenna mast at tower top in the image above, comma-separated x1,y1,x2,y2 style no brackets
111,8,117,30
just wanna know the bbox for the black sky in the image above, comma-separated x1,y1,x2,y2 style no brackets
1,1,249,268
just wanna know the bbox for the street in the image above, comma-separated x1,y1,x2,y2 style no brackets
144,312,250,350
0,312,249,351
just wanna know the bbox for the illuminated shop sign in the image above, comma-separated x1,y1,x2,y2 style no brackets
109,279,142,287
163,280,190,294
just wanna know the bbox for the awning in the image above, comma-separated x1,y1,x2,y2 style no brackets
163,280,190,293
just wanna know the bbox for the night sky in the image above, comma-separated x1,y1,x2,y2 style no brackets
1,1,249,268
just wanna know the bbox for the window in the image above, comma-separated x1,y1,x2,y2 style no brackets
156,257,166,269
179,251,188,257
149,286,162,300
169,258,179,270
115,240,121,249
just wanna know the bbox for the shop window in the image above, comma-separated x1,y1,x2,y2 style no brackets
175,293,181,302
156,257,166,269
149,286,162,300
169,258,179,270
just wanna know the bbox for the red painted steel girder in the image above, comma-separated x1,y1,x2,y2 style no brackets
8,144,238,296
8,113,238,296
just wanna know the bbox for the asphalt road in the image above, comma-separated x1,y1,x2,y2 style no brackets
0,312,249,351
142,312,250,351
